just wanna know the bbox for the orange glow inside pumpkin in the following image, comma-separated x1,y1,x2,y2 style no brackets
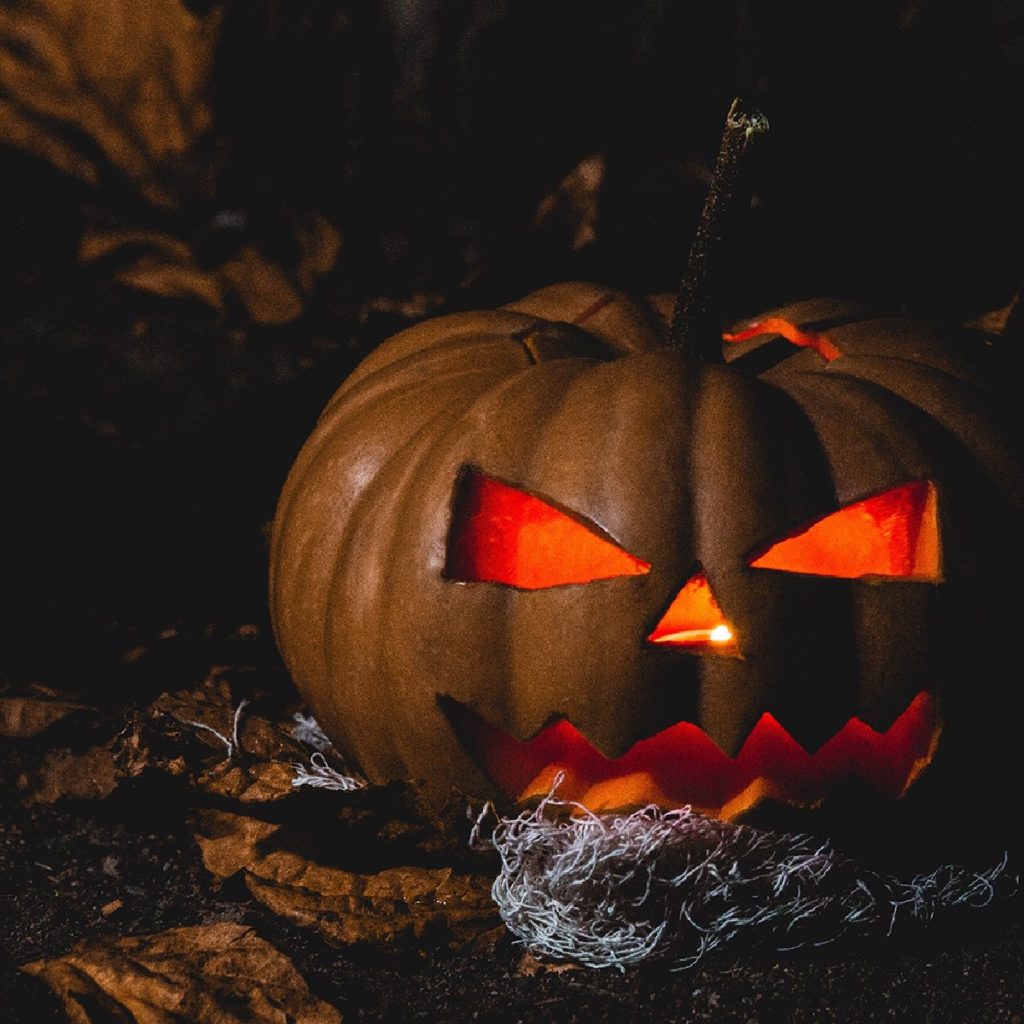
447,692,940,820
647,570,737,652
749,480,940,580
446,470,651,588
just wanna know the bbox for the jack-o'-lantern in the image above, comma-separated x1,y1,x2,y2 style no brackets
269,280,1024,821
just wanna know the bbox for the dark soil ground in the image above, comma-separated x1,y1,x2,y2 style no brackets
2,749,1023,1024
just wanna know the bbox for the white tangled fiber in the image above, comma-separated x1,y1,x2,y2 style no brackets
480,776,1015,972
289,711,366,791
291,751,366,791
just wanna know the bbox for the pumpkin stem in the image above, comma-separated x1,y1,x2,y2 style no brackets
670,97,769,361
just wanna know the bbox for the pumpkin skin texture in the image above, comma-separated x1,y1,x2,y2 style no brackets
269,282,1024,818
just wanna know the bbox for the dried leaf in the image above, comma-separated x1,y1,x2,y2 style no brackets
247,854,501,948
152,671,299,763
0,696,89,738
533,153,606,250
194,810,502,951
148,674,337,802
965,288,1022,336
0,0,221,207
193,809,279,879
516,950,580,976
18,745,119,804
218,245,306,325
201,760,301,803
79,214,341,324
22,921,341,1024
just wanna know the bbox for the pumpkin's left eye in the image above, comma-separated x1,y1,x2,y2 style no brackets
747,480,941,581
445,469,651,589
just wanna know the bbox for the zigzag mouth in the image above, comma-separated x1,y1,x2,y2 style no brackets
443,692,941,820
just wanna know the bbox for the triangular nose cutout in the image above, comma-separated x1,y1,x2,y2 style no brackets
647,570,738,654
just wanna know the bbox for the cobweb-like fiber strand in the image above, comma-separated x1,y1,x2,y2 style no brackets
474,775,1015,971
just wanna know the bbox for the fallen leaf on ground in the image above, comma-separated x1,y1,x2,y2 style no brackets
22,921,341,1024
193,808,280,879
0,0,221,207
533,153,605,250
18,745,119,805
202,759,302,803
0,696,90,738
148,670,317,801
964,287,1022,337
81,214,342,325
516,950,580,976
194,809,503,951
152,669,305,764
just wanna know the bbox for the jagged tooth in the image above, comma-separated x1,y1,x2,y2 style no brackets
698,674,768,759
855,689,933,735
769,704,858,756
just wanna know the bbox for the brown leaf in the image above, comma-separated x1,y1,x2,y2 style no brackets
516,950,580,976
22,921,342,1024
0,0,221,207
18,745,119,805
193,809,280,880
194,810,502,950
152,670,302,763
247,855,501,948
218,245,306,325
201,760,301,804
78,213,341,325
965,288,1022,337
149,672,316,802
0,696,89,738
533,153,606,250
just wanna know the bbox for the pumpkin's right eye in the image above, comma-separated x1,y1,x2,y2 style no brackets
445,469,651,589
747,480,941,581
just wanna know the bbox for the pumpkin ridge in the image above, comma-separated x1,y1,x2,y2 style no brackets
780,366,1024,506
504,351,693,749
503,284,667,354
324,334,537,418
318,383,514,783
270,364,518,645
271,367,504,591
278,368,512,714
801,359,1024,504
336,310,542,392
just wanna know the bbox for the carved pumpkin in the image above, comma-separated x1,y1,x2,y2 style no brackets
269,282,1024,820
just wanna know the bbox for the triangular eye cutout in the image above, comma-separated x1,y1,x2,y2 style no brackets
446,469,651,589
647,569,738,653
748,480,941,581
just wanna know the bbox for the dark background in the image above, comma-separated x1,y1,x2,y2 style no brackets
1,2,1023,1020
